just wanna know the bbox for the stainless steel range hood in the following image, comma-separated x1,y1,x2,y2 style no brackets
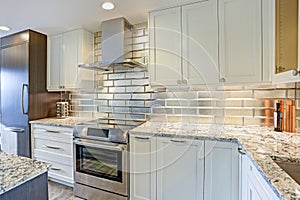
79,17,145,71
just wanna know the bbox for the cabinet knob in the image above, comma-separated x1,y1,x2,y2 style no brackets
237,147,246,155
220,78,226,82
182,79,187,84
291,69,300,76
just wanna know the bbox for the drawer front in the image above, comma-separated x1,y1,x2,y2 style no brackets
34,149,73,166
31,124,73,142
36,156,73,181
34,137,73,156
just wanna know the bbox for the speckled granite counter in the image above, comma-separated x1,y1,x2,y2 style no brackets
0,152,50,194
29,117,83,128
129,122,300,200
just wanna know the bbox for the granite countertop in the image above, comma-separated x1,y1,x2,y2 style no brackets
0,152,50,195
129,121,300,200
29,117,82,127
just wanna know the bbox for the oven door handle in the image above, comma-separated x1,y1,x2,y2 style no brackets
74,140,124,151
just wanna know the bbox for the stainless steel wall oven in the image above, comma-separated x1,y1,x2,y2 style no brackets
73,125,129,200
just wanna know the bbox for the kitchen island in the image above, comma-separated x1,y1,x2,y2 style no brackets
0,152,50,200
129,122,300,200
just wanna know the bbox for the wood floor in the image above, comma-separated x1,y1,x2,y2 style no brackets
48,181,83,200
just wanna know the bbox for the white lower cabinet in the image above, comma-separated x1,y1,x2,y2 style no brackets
130,135,236,200
156,137,204,200
245,156,279,200
129,135,156,200
31,124,74,187
204,140,240,200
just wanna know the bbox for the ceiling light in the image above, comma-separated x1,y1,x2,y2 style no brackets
102,2,115,10
0,26,10,31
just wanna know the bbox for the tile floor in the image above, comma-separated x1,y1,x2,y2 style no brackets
48,181,83,200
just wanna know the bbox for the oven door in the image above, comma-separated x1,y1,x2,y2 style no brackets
74,138,128,196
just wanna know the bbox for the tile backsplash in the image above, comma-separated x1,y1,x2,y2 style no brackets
69,22,300,132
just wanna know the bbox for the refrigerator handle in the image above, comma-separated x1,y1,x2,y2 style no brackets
22,83,29,115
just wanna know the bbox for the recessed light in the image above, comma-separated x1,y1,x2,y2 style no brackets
0,26,10,31
102,2,115,10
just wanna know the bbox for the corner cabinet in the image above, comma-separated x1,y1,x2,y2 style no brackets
129,134,239,200
47,29,93,91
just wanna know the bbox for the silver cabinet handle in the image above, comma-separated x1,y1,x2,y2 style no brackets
45,129,60,133
135,136,150,140
22,84,29,115
50,167,61,171
4,127,25,133
237,147,246,155
220,78,226,82
44,144,61,150
170,139,186,143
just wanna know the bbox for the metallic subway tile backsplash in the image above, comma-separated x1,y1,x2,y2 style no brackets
69,23,300,131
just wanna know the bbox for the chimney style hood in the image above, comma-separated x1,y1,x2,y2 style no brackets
79,17,145,71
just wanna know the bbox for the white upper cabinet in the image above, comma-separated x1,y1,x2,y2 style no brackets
182,0,219,85
149,7,182,86
156,137,204,200
204,140,240,200
219,0,262,83
273,0,300,83
47,29,93,91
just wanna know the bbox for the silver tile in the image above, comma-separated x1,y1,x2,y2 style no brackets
214,116,243,125
97,94,114,99
114,80,131,86
244,100,274,108
126,121,144,126
98,106,113,113
133,36,148,44
133,44,145,51
109,87,126,93
126,114,146,120
132,108,151,114
94,100,108,106
254,109,274,117
126,72,145,79
127,100,145,107
224,109,253,117
145,100,165,107
109,73,125,80
154,92,176,99
225,91,253,98
190,100,214,107
174,108,197,115
114,94,132,99
109,100,126,107
103,80,114,87
152,107,173,114
132,93,152,100
198,108,224,116
166,100,189,107
216,100,243,107
109,113,126,119
244,117,273,126
132,29,144,37
114,107,131,113
132,79,149,86
254,90,286,99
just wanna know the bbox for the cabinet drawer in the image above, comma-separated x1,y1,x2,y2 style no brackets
32,124,73,143
34,149,73,166
33,137,73,156
36,156,73,181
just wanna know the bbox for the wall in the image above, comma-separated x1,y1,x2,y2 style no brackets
70,23,300,132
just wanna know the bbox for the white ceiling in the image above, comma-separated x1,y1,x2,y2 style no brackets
0,0,192,37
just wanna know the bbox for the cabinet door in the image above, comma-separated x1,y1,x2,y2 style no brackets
182,0,219,85
219,0,262,83
47,34,62,90
156,137,204,200
204,141,239,200
130,135,156,200
61,30,80,89
149,7,182,86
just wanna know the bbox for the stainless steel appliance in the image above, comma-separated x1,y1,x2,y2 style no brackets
73,124,129,200
0,30,58,157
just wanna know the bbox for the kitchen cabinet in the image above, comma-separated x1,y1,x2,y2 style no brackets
204,140,240,200
149,0,272,86
149,0,218,86
47,29,93,91
130,135,238,200
129,134,156,200
273,0,300,83
31,124,74,187
245,156,279,200
219,0,263,83
156,137,204,200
